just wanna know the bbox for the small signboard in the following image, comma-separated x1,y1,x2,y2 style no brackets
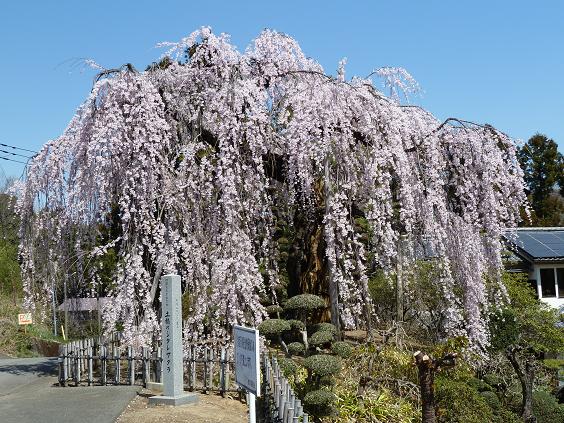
233,325,260,397
18,313,32,325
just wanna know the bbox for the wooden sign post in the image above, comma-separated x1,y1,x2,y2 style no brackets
18,313,32,334
234,325,260,423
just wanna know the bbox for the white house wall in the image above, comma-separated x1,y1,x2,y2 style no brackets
531,264,564,309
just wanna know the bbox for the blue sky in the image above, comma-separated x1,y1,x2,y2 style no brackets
0,0,563,179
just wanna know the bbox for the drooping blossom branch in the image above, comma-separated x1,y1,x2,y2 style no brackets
17,27,527,349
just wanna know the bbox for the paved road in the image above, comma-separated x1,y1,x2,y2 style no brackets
0,357,138,423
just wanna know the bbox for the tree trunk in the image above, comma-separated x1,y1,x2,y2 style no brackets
287,181,331,323
506,347,537,423
396,242,404,323
324,156,341,339
414,351,437,423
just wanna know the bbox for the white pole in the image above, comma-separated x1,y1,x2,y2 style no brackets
248,392,256,423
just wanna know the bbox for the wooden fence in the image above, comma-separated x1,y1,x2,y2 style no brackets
262,356,309,423
58,337,238,395
59,337,311,422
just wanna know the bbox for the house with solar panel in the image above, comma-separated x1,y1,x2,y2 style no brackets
504,227,564,309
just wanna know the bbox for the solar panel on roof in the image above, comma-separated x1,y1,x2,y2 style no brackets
534,233,559,242
512,230,564,259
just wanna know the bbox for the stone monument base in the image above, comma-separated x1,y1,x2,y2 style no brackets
146,382,163,392
148,392,199,406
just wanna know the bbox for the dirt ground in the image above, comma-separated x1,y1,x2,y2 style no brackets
115,389,249,423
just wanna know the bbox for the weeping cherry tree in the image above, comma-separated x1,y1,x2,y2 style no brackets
16,28,527,349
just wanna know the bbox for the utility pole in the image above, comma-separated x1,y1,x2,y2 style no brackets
50,262,57,337
63,274,68,339
52,282,58,337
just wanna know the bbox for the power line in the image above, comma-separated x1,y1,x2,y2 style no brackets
0,149,33,159
0,155,27,165
0,142,38,154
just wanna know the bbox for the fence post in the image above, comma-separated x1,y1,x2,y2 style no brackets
202,347,207,393
87,344,93,386
74,342,80,386
190,345,196,390
141,346,148,387
80,339,86,376
101,344,107,386
207,348,214,390
128,346,134,385
220,348,226,397
58,344,65,386
114,345,120,385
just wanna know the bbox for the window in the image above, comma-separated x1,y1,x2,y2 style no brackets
540,268,556,298
558,268,564,298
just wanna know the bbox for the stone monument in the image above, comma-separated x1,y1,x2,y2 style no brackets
148,274,198,406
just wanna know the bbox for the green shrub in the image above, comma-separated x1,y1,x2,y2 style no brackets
258,319,291,337
318,375,334,387
287,319,306,331
334,384,419,423
278,357,299,378
287,342,305,356
467,377,493,393
479,391,501,412
479,392,522,423
436,377,494,423
303,389,335,417
313,322,337,335
265,304,283,315
542,358,564,371
488,308,519,351
304,354,342,377
331,341,354,358
482,373,504,390
284,294,325,311
309,330,334,346
368,270,396,321
533,390,564,423
493,409,522,423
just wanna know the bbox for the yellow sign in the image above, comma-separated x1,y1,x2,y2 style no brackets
18,313,32,325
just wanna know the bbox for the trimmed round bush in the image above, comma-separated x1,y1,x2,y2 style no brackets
287,319,306,331
284,294,325,311
309,330,334,346
482,373,504,390
318,375,335,387
480,391,501,413
436,378,494,423
494,409,522,423
265,305,283,315
533,390,564,423
277,357,299,378
304,354,342,377
287,342,305,356
331,341,354,358
303,389,336,417
258,319,291,337
314,322,337,335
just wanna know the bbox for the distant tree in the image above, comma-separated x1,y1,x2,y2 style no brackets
489,273,564,423
0,177,21,304
518,134,564,225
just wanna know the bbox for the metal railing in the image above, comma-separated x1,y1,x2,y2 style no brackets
262,356,309,423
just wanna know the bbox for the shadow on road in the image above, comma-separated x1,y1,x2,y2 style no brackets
0,358,57,377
